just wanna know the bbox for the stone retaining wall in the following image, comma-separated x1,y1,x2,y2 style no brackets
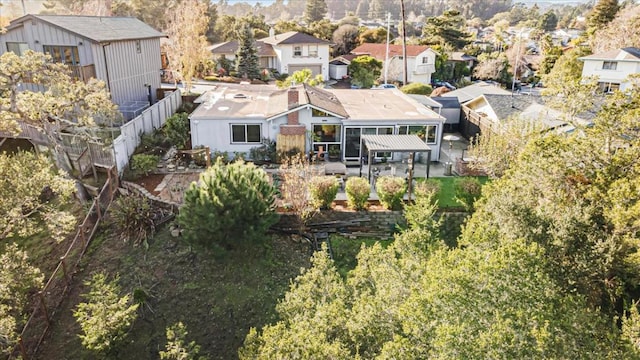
121,181,180,213
276,210,406,240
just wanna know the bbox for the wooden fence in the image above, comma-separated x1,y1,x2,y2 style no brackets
8,167,120,360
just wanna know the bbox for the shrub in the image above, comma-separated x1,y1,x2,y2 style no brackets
376,176,407,210
419,179,441,197
131,154,159,177
212,150,230,163
345,177,370,210
400,82,433,95
454,177,482,211
138,130,169,155
308,176,340,209
160,322,203,360
249,138,276,162
109,195,155,247
74,273,138,354
178,159,278,252
163,112,190,149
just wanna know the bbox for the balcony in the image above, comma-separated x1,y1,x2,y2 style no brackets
69,64,96,83
413,63,435,75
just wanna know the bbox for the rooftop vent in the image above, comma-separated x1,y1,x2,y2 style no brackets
234,93,247,99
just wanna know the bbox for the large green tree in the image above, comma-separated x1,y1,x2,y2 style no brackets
235,22,261,79
0,152,76,242
348,55,382,89
304,0,327,24
240,204,621,358
0,243,44,356
421,10,471,50
178,159,278,252
587,0,620,30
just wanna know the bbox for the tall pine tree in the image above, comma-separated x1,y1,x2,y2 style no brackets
304,0,327,24
235,22,260,80
587,0,619,30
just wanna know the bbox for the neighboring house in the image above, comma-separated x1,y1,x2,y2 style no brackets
209,31,331,79
461,94,588,139
441,81,511,104
208,40,277,70
0,14,166,119
189,83,445,162
350,43,437,85
579,47,640,93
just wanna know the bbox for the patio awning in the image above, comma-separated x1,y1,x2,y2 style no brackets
360,134,431,152
360,135,432,181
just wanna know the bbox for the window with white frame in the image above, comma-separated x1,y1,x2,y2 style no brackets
602,61,617,70
422,56,429,64
598,81,620,93
294,46,302,56
231,124,261,143
6,42,28,56
309,44,318,57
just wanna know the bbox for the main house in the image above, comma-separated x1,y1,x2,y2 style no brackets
350,43,437,85
0,14,166,119
189,84,445,162
210,31,331,80
579,47,640,93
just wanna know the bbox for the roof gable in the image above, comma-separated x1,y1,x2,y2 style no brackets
303,83,349,118
209,40,276,57
579,47,640,62
260,31,330,46
7,14,165,43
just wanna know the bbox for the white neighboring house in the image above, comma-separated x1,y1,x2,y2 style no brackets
351,43,437,84
579,47,640,93
209,31,331,79
0,14,166,119
189,84,446,162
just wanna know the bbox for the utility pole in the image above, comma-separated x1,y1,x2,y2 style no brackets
384,12,391,84
400,0,408,85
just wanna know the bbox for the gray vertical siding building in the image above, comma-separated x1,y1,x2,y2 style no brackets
0,14,166,116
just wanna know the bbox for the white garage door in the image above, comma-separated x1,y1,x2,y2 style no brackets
288,65,322,76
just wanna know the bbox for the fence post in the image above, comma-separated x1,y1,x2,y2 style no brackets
95,198,102,219
18,337,28,360
79,225,86,247
38,291,49,325
60,256,70,286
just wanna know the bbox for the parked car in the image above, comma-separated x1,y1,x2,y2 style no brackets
373,84,398,89
432,81,456,90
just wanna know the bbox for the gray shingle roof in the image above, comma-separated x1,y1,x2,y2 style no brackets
11,15,165,43
209,40,276,57
303,83,349,118
260,31,330,45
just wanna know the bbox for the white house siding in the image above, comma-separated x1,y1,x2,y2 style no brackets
97,38,162,105
329,64,348,79
581,60,640,91
279,44,330,80
190,118,268,158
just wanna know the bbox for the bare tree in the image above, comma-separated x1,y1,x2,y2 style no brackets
164,0,210,93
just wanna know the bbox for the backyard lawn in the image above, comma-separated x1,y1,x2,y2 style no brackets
36,226,311,360
417,176,490,209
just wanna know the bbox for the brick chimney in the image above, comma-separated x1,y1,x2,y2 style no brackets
288,88,299,109
281,87,305,135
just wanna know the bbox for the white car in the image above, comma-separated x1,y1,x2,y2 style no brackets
373,84,397,89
